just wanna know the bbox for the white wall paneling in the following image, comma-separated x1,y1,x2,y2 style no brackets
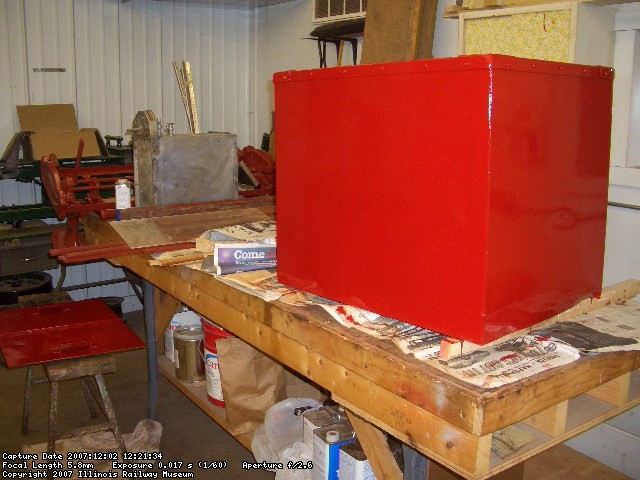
0,0,260,143
1,0,639,470
0,0,258,311
118,0,163,133
0,1,28,151
255,0,323,140
565,422,640,478
610,30,636,167
74,0,122,136
24,0,76,105
626,28,640,167
156,2,255,143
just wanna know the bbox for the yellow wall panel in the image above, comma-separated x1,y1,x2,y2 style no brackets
464,10,572,62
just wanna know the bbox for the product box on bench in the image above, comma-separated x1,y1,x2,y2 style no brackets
273,55,613,344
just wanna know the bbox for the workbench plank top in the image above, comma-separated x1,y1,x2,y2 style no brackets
84,211,640,431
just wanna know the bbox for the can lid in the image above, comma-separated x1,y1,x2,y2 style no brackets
325,430,340,443
174,326,204,341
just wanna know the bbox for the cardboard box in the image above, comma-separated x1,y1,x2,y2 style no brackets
17,104,104,160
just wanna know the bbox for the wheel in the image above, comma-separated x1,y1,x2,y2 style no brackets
0,272,53,305
99,296,124,319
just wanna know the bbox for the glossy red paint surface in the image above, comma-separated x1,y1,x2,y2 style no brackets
274,55,613,344
0,299,145,368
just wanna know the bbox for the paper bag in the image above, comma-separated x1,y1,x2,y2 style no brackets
217,337,286,437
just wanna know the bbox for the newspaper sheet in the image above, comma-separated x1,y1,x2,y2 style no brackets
433,335,581,389
209,219,276,243
534,299,640,353
205,273,581,386
215,269,296,302
313,301,581,385
318,304,446,360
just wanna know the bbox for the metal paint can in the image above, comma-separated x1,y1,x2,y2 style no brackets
114,179,131,221
312,423,356,480
201,318,233,407
173,326,205,382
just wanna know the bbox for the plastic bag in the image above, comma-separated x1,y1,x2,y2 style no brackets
265,398,322,454
276,442,313,480
251,424,280,471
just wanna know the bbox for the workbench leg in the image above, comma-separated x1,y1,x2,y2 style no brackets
47,380,58,454
402,444,428,480
346,410,403,480
21,365,34,434
153,290,181,342
143,280,158,420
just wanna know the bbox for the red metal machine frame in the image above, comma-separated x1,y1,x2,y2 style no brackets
238,146,275,197
40,140,134,249
41,140,275,264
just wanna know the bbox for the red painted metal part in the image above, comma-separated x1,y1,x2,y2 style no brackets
274,55,614,344
50,240,196,264
0,299,145,368
238,146,275,197
40,140,134,249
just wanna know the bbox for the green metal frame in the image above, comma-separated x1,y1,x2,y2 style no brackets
0,155,128,224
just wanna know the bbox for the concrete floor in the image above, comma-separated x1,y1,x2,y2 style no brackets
0,309,272,480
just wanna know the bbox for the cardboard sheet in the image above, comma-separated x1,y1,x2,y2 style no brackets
111,207,270,249
16,104,102,159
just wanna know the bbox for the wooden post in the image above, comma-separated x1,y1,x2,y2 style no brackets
346,410,403,480
361,0,438,64
587,373,631,407
523,401,569,436
153,288,181,341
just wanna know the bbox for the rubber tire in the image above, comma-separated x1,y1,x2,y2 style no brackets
0,272,53,305
99,296,124,319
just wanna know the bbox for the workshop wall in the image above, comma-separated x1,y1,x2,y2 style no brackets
0,0,259,311
0,0,257,147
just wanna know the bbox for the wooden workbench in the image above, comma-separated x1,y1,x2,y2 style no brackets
83,208,640,480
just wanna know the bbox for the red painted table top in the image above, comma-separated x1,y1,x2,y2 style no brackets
0,299,145,368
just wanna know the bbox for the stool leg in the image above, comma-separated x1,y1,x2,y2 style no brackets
81,377,98,418
48,380,58,454
21,365,34,434
94,373,126,455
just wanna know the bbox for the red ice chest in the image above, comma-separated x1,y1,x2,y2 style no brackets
273,55,614,345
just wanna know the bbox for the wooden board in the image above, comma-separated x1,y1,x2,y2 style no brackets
346,411,403,480
110,207,271,249
157,356,252,449
119,196,274,221
361,0,439,64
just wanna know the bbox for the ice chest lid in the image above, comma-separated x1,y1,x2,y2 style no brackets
273,54,614,83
